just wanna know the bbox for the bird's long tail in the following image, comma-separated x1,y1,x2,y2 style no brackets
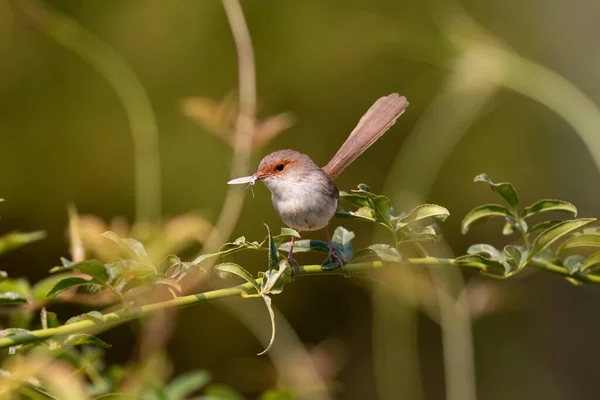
322,93,409,180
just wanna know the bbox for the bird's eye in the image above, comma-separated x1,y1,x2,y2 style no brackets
275,164,285,171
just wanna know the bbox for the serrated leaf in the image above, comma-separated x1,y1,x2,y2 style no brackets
461,204,514,234
101,231,148,261
265,224,279,269
529,220,562,234
261,259,291,295
557,233,600,253
527,218,596,263
563,255,585,274
522,199,577,219
0,292,28,305
215,263,260,294
353,244,402,262
257,294,276,356
46,277,95,298
64,333,111,348
0,231,46,255
581,252,600,274
339,184,394,230
474,174,519,210
51,259,109,283
165,370,211,400
395,204,449,230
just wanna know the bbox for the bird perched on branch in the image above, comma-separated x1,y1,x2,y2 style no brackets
228,93,409,274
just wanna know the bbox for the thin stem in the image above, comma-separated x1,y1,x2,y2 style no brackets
1,257,598,350
200,0,256,256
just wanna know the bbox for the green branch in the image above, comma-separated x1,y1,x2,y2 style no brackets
2,257,598,350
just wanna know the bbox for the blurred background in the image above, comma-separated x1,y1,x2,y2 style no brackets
1,0,600,399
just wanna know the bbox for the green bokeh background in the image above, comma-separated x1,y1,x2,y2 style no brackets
1,0,600,399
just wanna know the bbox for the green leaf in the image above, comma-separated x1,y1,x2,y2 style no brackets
165,370,211,400
395,204,450,230
522,199,577,219
353,244,402,262
338,184,394,230
529,220,562,234
46,277,96,298
454,254,507,276
265,224,279,269
272,228,301,245
581,252,600,274
32,273,71,301
563,255,585,274
331,226,354,261
461,204,513,234
336,206,376,223
557,233,600,253
51,259,109,283
261,259,292,295
397,225,441,243
502,220,515,235
257,294,276,356
191,237,261,266
0,231,46,255
101,231,149,261
474,173,519,210
215,263,260,294
528,218,596,263
157,255,182,274
63,333,111,348
279,239,330,254
0,292,28,305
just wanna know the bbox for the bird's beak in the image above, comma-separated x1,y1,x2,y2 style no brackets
227,174,257,185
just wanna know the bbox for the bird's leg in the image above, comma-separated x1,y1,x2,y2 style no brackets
287,236,299,279
323,228,345,276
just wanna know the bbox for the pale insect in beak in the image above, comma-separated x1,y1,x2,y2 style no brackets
227,175,257,198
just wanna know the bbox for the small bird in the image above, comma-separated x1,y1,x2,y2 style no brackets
228,93,409,274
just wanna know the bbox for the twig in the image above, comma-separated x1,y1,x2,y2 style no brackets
0,257,597,350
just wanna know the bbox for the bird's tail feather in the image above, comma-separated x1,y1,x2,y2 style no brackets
322,93,409,180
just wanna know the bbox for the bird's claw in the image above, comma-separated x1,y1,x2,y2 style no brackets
329,248,346,277
287,255,299,281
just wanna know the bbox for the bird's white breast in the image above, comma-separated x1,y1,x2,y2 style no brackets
265,175,338,231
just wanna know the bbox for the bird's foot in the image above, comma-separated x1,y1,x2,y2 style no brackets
287,255,299,281
327,247,346,277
